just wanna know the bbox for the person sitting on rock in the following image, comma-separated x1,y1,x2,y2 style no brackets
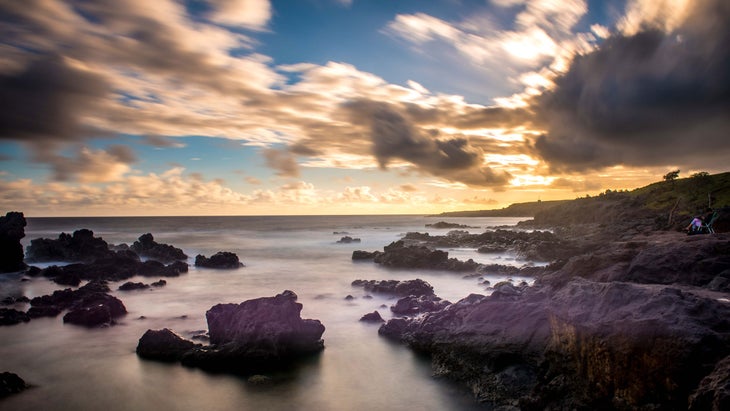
686,216,704,235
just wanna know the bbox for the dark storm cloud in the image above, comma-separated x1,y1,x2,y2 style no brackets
0,55,110,143
263,148,300,178
343,100,511,187
532,0,730,171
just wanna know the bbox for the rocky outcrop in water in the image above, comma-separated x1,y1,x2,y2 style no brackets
194,251,244,269
425,221,477,229
0,372,28,398
137,290,325,374
377,231,730,409
336,236,361,243
131,233,188,263
34,253,188,286
137,328,201,362
351,279,435,297
0,211,27,273
26,229,113,263
27,280,127,327
352,240,479,272
0,308,30,326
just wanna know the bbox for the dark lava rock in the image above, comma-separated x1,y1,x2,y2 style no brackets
151,279,167,287
0,308,30,326
131,233,188,263
360,311,385,323
136,328,200,362
390,295,451,315
195,252,244,269
381,278,730,410
181,290,325,372
351,250,381,260
0,372,28,398
29,280,126,327
62,293,127,327
336,236,361,243
689,354,730,411
357,240,479,272
351,279,435,297
137,291,326,374
119,282,150,291
426,221,476,229
26,229,113,263
0,211,27,273
1,296,30,305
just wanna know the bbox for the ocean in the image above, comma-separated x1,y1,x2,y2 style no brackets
0,215,536,411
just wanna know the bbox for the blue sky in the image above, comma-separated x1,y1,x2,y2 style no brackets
0,0,728,216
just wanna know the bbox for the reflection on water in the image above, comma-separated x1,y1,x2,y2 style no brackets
0,216,530,410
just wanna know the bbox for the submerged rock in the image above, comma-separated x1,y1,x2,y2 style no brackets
194,252,244,269
336,236,361,244
360,311,385,323
354,240,479,272
28,280,126,327
0,211,26,273
118,281,150,291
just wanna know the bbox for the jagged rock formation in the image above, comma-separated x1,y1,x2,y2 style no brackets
0,211,27,273
194,251,244,269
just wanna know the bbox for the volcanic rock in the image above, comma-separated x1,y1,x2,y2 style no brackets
26,229,113,263
0,372,28,398
351,279,435,297
390,295,451,315
136,328,200,362
118,281,150,291
0,211,26,273
360,311,385,323
194,252,244,269
0,308,30,326
131,233,188,263
336,236,361,243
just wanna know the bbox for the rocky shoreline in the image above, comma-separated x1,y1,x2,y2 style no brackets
366,226,730,409
1,208,729,408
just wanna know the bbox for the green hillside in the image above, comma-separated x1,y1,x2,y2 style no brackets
439,171,730,232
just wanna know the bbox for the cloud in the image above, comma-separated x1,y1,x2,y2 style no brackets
206,0,272,29
263,148,300,177
0,55,110,144
45,145,137,183
532,0,730,171
341,100,513,187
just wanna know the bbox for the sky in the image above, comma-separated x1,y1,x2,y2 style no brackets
0,0,728,216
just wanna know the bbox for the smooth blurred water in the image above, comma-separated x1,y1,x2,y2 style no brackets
0,215,535,411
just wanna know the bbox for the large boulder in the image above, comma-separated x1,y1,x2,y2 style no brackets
0,211,26,273
130,233,188,263
194,251,244,269
137,291,326,374
136,328,200,362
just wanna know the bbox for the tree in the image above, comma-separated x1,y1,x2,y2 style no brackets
663,170,680,183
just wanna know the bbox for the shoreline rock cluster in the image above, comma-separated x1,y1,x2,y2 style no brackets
369,228,730,409
136,290,325,374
